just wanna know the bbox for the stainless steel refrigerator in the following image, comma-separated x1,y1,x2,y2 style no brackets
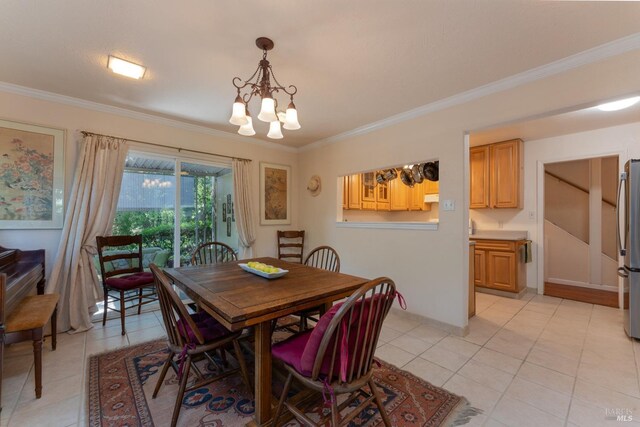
618,159,640,338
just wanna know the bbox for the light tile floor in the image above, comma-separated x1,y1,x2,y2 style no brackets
2,292,639,426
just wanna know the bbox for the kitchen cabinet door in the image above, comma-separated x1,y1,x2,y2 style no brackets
490,139,522,209
361,172,376,210
487,250,517,292
377,181,390,211
347,174,361,210
342,176,348,209
473,249,486,287
409,182,426,211
424,180,439,195
470,146,490,209
390,178,408,211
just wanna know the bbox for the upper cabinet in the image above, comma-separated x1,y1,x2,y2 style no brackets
470,139,523,209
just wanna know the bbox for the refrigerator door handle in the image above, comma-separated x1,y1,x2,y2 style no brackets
617,172,627,257
618,267,629,279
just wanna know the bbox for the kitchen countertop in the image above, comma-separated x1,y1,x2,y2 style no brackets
470,230,528,241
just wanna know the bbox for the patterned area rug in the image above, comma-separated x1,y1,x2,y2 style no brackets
88,339,481,426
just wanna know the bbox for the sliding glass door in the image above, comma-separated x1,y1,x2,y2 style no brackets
112,151,236,268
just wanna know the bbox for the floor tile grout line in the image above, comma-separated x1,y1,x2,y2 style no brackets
563,301,594,427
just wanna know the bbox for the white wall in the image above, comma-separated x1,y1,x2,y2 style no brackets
473,121,640,293
0,90,299,277
299,49,640,330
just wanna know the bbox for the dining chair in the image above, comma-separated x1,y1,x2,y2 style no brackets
191,241,237,265
149,264,252,427
277,230,305,263
296,245,341,330
271,277,396,427
96,235,158,335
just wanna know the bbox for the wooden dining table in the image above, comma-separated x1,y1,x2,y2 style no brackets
163,257,368,427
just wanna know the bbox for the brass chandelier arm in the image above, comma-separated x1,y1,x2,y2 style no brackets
267,65,297,97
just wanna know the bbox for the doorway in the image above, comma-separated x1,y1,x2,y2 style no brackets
542,155,619,307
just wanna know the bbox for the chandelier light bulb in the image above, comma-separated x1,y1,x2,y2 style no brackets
229,96,248,126
283,102,301,130
238,109,256,136
258,96,278,122
267,120,284,139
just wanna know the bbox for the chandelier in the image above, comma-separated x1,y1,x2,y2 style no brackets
228,37,301,139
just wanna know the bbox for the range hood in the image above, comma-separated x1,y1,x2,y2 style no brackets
424,194,439,203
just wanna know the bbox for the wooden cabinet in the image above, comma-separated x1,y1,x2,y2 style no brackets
409,182,426,211
424,180,439,195
470,146,490,209
389,178,408,211
376,181,390,211
361,172,376,210
470,139,522,209
347,174,361,210
472,239,526,294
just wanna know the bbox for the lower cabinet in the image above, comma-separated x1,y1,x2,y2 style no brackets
472,239,526,294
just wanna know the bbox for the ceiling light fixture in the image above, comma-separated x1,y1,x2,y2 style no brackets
596,96,640,112
107,55,146,79
229,37,301,139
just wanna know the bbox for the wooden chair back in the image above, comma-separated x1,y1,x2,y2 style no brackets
96,235,144,281
277,230,305,263
150,264,204,347
304,246,340,272
191,242,237,265
312,277,396,384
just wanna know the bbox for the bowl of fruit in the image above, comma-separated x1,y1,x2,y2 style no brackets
239,261,288,279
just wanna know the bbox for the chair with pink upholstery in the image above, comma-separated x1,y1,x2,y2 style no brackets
150,264,251,427
96,235,158,335
271,277,396,427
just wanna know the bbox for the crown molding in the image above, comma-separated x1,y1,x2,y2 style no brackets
0,81,298,153
300,32,640,153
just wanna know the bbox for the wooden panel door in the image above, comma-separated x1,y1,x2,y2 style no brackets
390,178,408,211
347,174,361,209
342,176,348,209
473,249,486,287
361,172,376,210
377,181,390,211
408,182,425,211
487,250,517,291
424,180,439,195
490,139,521,209
470,146,490,209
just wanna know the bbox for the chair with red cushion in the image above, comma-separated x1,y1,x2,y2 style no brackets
272,277,396,427
96,235,158,335
150,264,251,427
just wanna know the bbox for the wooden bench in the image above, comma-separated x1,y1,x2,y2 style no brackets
0,273,59,404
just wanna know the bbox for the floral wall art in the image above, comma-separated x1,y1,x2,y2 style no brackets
0,119,64,229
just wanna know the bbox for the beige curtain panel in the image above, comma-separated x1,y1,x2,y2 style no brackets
232,158,256,259
47,134,129,333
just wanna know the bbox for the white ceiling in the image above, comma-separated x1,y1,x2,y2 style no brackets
2,1,640,147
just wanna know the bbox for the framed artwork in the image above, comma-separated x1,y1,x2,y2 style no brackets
0,119,65,229
227,194,231,205
231,202,235,222
260,162,291,225
226,219,231,237
222,203,227,221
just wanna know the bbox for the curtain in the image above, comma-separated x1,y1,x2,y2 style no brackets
47,134,128,333
232,159,256,259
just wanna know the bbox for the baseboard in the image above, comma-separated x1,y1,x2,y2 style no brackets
389,307,469,337
475,286,528,300
544,281,619,308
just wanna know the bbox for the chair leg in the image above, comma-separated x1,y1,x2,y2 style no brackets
152,352,174,398
51,305,57,351
171,355,191,427
232,339,252,395
120,290,126,336
137,288,143,315
331,393,340,427
102,288,109,326
369,378,391,427
33,328,43,399
272,372,293,427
